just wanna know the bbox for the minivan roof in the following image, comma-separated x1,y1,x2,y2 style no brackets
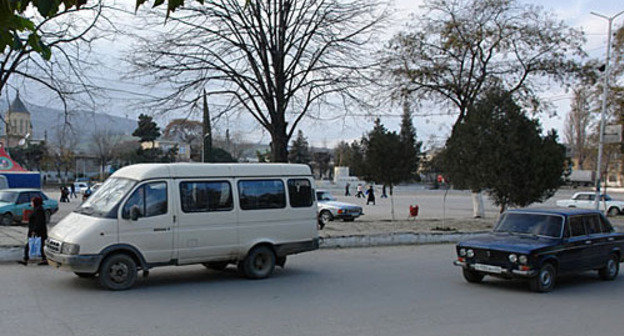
111,163,312,181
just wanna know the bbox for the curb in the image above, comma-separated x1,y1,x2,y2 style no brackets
0,246,23,262
0,231,489,262
319,231,488,249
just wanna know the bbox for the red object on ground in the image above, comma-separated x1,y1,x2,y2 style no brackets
409,205,419,217
22,209,33,223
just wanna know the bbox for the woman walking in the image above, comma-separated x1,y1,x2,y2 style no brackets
18,197,48,266
366,185,376,205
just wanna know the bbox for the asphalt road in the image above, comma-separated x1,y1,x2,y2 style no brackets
2,244,623,336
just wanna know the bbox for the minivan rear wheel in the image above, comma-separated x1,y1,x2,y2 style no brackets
98,254,137,290
239,245,276,279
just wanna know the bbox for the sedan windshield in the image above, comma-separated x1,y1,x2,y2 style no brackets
494,213,563,238
0,191,17,203
316,192,336,201
76,178,136,217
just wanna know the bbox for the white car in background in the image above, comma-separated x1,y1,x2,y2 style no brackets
316,190,363,229
555,191,624,216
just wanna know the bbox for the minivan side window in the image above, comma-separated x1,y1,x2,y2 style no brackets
122,182,168,219
238,180,286,210
287,179,313,208
180,181,233,212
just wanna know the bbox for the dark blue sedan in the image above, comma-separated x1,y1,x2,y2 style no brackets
453,209,624,292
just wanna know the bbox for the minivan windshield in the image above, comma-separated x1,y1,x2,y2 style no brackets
76,178,136,217
494,213,563,238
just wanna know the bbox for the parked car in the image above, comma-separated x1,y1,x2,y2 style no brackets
0,189,59,225
555,192,624,216
73,181,90,194
453,209,624,292
45,163,319,290
316,190,363,229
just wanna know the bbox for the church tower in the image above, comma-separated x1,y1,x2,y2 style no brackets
4,92,32,147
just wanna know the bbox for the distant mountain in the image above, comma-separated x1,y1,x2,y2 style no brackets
0,101,137,150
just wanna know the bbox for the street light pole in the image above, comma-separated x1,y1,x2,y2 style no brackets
591,10,624,210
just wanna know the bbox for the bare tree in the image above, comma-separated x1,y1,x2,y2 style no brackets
564,87,594,170
90,129,123,179
0,1,109,119
382,0,586,130
130,0,386,162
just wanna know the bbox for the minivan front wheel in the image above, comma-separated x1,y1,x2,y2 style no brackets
99,254,138,290
239,245,276,280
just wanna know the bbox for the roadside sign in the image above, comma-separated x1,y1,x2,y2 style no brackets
604,124,622,144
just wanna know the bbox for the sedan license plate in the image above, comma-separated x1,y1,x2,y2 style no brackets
474,263,503,274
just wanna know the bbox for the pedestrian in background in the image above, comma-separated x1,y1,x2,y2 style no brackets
366,185,375,205
381,185,388,198
345,182,351,196
356,184,364,198
17,197,48,266
70,183,77,198
59,186,68,203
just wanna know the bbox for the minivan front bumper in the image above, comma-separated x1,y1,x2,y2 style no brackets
44,247,102,274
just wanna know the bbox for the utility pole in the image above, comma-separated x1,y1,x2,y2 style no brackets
591,10,624,210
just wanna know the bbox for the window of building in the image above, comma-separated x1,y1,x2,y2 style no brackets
287,179,313,208
19,119,23,134
122,182,167,219
238,180,285,210
180,181,232,212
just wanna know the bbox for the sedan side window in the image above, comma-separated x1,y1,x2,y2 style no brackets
568,216,586,237
16,193,30,204
584,215,601,235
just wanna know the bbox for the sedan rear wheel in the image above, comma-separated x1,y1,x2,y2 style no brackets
599,254,620,281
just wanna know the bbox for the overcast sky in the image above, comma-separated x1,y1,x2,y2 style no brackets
11,0,624,150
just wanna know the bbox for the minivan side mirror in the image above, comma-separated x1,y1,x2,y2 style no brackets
130,205,141,221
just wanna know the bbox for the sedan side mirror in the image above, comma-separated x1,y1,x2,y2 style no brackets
130,205,141,221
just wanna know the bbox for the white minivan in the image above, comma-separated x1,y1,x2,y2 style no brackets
45,163,319,290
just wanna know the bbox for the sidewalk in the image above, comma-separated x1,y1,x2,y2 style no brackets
0,225,26,262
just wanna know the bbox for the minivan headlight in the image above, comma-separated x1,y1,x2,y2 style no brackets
466,249,474,258
459,248,467,257
519,255,528,265
508,254,518,263
61,243,80,255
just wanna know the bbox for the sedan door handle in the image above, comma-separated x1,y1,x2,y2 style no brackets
153,228,170,232
585,240,592,245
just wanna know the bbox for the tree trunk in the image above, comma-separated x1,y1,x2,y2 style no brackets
270,125,289,163
471,191,485,218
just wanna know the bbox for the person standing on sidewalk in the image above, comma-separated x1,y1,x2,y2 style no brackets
70,183,77,199
366,185,376,205
345,183,351,196
381,184,388,198
18,197,48,266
